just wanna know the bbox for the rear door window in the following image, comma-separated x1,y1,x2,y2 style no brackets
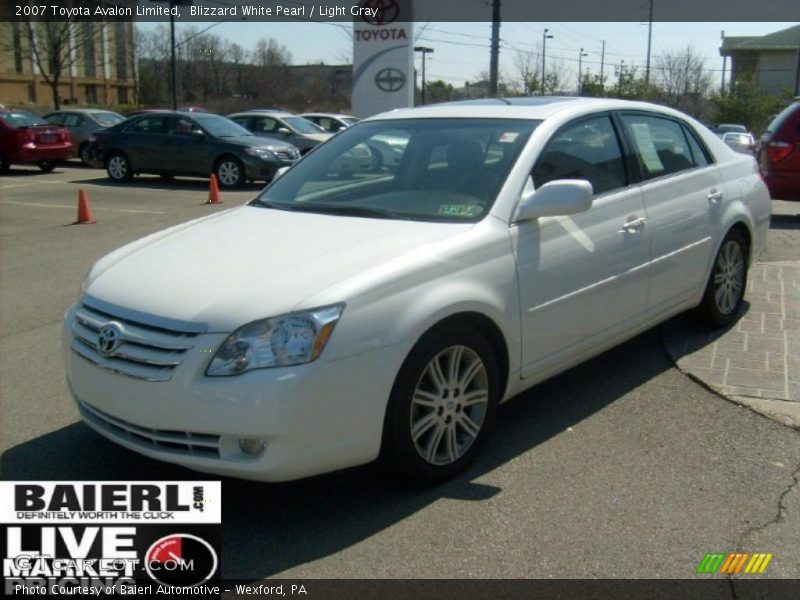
63,113,84,127
621,114,695,180
682,125,712,167
128,116,165,133
765,102,799,134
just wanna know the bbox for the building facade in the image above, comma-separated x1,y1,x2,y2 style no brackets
720,25,800,96
0,20,136,109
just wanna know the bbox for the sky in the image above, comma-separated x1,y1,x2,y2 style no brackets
138,20,797,90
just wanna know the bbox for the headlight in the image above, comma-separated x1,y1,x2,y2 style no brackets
244,147,276,159
206,304,344,376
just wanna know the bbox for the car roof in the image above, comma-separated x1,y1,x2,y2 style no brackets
301,113,354,118
45,108,118,114
364,97,696,122
236,110,293,117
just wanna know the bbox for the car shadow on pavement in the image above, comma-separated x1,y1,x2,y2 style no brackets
770,213,800,230
69,175,266,193
659,301,751,361
1,330,673,578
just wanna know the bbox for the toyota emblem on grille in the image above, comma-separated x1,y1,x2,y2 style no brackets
97,323,123,356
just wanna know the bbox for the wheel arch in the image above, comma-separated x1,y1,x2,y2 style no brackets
423,312,511,402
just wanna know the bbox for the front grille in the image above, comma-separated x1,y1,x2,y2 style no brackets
79,400,221,459
274,149,300,161
70,301,200,382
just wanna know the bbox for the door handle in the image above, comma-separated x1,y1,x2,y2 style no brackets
619,217,646,234
707,189,724,204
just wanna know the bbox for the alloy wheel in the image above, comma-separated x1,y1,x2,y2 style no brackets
713,240,745,315
108,156,127,180
410,345,489,466
217,161,240,187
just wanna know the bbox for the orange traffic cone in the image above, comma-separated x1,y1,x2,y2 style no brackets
206,174,222,204
74,188,95,224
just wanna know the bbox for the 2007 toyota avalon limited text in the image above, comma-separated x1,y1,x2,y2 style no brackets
63,98,770,484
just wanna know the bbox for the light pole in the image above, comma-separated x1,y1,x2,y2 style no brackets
541,28,553,96
414,46,434,105
578,48,588,95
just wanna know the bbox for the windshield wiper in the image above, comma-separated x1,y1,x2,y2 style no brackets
255,202,408,220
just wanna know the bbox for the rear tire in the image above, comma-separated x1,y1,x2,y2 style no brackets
38,161,55,172
380,323,500,484
696,229,748,328
79,143,92,166
106,152,132,183
0,153,9,174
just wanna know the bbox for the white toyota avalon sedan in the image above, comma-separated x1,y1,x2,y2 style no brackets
63,98,770,483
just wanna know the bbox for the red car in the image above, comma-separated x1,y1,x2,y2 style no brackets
757,100,800,201
0,109,73,173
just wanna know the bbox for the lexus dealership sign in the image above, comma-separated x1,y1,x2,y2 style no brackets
352,0,414,118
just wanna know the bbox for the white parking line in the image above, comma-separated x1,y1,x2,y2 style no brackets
0,200,165,215
1,180,74,188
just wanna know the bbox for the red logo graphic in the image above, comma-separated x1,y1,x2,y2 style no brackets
360,0,400,25
145,533,218,587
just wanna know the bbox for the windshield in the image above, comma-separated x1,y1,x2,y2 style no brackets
0,111,48,127
284,116,326,135
194,114,252,138
252,118,539,222
765,102,799,134
93,112,125,127
724,133,752,144
717,124,746,134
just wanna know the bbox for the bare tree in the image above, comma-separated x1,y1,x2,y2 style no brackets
655,46,713,116
136,25,170,106
251,38,293,104
512,44,542,95
22,21,106,109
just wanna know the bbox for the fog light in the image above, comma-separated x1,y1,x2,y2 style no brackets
238,438,266,456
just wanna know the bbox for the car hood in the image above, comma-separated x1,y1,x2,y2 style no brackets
85,206,472,331
299,133,332,143
223,135,296,149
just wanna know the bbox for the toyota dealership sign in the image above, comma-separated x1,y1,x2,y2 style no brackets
352,0,414,118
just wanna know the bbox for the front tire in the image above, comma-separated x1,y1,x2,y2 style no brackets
214,156,244,189
0,153,9,174
697,229,748,327
106,152,132,182
381,323,500,484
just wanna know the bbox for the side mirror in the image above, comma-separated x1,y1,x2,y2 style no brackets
278,127,291,137
190,129,205,139
514,179,593,222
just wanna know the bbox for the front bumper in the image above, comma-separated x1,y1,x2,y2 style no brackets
62,304,411,481
241,155,296,182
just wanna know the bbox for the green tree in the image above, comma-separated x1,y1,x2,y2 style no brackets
712,74,790,133
424,80,455,104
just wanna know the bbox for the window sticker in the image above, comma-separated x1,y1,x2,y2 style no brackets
438,204,483,217
498,132,519,143
629,123,664,173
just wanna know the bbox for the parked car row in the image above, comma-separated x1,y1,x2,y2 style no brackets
3,101,798,203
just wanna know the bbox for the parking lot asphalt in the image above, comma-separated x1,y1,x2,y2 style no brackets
1,164,799,583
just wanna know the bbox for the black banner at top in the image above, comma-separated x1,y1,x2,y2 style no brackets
3,0,800,23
